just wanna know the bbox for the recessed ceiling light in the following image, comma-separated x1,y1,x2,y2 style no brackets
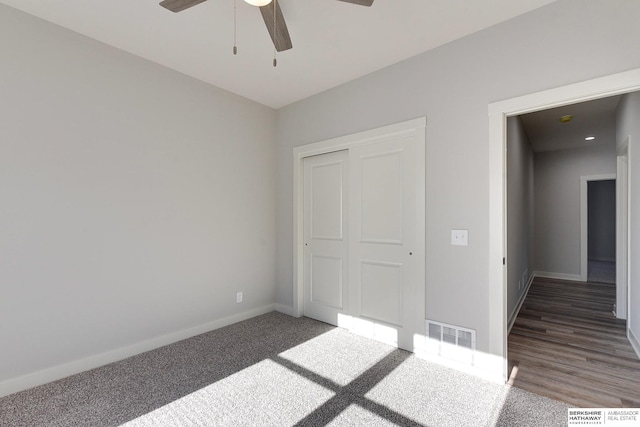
585,136,595,141
244,0,272,5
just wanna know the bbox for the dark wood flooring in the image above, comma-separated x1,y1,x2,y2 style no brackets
508,276,640,408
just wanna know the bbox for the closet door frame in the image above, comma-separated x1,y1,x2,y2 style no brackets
292,117,426,350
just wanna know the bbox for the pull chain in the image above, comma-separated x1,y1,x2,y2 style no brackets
272,0,277,67
233,0,238,55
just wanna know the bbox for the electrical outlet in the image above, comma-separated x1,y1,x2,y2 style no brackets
236,292,243,303
451,229,468,246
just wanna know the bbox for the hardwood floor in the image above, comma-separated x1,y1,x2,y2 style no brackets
508,276,640,408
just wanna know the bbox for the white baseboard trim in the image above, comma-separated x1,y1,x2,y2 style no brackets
588,257,616,263
533,271,583,282
508,275,534,334
414,348,505,385
274,303,299,317
629,328,640,359
0,304,275,398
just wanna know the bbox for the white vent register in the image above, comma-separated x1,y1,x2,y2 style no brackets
426,320,476,365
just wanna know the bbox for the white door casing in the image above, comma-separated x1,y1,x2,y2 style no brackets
617,138,630,320
489,68,640,382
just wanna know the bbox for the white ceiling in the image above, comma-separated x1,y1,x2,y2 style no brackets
1,0,558,108
519,95,622,153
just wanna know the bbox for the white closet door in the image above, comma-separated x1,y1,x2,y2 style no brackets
348,137,419,350
301,126,423,351
303,150,349,325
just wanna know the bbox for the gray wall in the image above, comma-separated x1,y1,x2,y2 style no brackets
616,92,640,348
0,5,276,386
3,0,640,389
533,145,616,278
507,117,534,323
275,0,640,353
588,180,616,262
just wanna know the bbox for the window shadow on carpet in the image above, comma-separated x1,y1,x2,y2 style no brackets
0,311,570,427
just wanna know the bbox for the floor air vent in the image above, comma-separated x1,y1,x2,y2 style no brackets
426,320,476,364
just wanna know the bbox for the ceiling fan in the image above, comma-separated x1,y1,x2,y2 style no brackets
159,0,374,53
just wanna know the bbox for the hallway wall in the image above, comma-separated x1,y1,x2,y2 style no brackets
507,116,535,324
534,144,616,279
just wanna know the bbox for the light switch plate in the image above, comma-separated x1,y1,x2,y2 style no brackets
451,229,468,246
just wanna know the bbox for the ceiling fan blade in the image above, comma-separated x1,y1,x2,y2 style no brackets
259,1,293,52
337,0,374,6
159,0,208,13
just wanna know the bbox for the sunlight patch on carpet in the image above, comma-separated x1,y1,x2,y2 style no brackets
278,328,394,386
326,404,396,426
121,359,334,427
364,356,509,427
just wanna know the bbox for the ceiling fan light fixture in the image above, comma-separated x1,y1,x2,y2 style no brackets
244,0,272,6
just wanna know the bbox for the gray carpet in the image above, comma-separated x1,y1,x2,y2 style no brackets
0,312,569,426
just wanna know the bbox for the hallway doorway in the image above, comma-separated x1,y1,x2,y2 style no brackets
587,179,616,284
490,68,640,384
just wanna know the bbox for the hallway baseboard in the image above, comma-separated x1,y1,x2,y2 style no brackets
508,274,534,334
630,328,640,359
532,270,582,282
